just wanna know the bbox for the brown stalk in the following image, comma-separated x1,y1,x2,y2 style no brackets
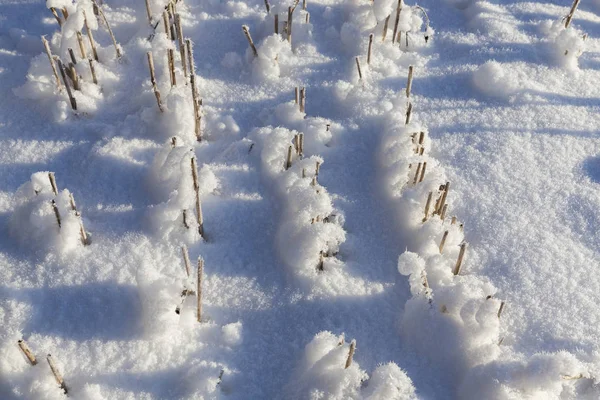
17,340,37,366
146,52,164,112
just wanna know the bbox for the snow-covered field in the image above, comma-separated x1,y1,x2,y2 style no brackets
1,0,600,398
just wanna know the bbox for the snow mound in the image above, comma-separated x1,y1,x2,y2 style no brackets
10,172,88,255
285,332,419,399
472,61,518,99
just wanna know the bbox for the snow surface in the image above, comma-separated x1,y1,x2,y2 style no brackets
1,0,600,398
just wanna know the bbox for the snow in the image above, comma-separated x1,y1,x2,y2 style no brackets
1,0,600,398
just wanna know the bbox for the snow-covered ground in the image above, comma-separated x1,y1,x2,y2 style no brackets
1,0,600,398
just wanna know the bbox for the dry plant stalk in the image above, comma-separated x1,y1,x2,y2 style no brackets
451,216,457,225
51,200,61,229
440,203,448,220
61,8,69,20
89,59,98,84
437,181,450,214
46,354,68,394
287,6,293,42
182,209,190,229
93,0,122,58
186,39,202,141
168,4,176,39
355,57,363,80
345,340,356,369
299,133,304,156
197,257,204,322
163,11,171,40
315,160,321,176
145,0,152,24
439,230,449,253
68,48,77,65
419,161,427,182
181,245,191,277
303,0,307,10
50,8,63,26
83,11,99,61
41,36,62,90
48,172,58,195
422,191,432,222
146,52,164,112
392,0,403,44
242,25,258,57
69,63,80,90
300,87,306,112
405,102,412,125
76,32,87,59
191,156,205,237
406,65,414,98
168,48,176,87
285,145,293,170
316,251,324,271
264,0,271,13
412,162,421,185
295,86,299,104
175,14,187,78
453,243,466,275
56,58,77,110
17,340,37,366
565,0,580,28
294,134,300,154
498,301,505,318
306,12,310,23
275,14,279,34
69,193,77,210
367,34,374,65
382,14,390,41
76,211,89,245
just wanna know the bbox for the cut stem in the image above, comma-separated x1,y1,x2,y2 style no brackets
55,58,77,110
367,33,374,65
146,52,164,112
182,245,191,277
76,31,87,60
89,59,98,84
419,161,427,182
285,145,293,170
287,6,293,43
51,200,61,229
355,57,363,80
48,172,58,195
168,48,176,87
382,14,390,41
345,340,356,369
93,0,122,58
41,36,62,90
83,11,99,61
439,230,449,253
197,257,204,322
392,0,403,44
17,340,37,366
175,14,187,78
186,39,202,141
242,25,258,57
565,0,580,28
46,354,68,394
405,102,412,125
191,156,205,238
453,243,466,275
422,191,432,222
406,65,414,98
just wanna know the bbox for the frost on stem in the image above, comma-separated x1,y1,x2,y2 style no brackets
242,25,258,57
197,257,204,323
